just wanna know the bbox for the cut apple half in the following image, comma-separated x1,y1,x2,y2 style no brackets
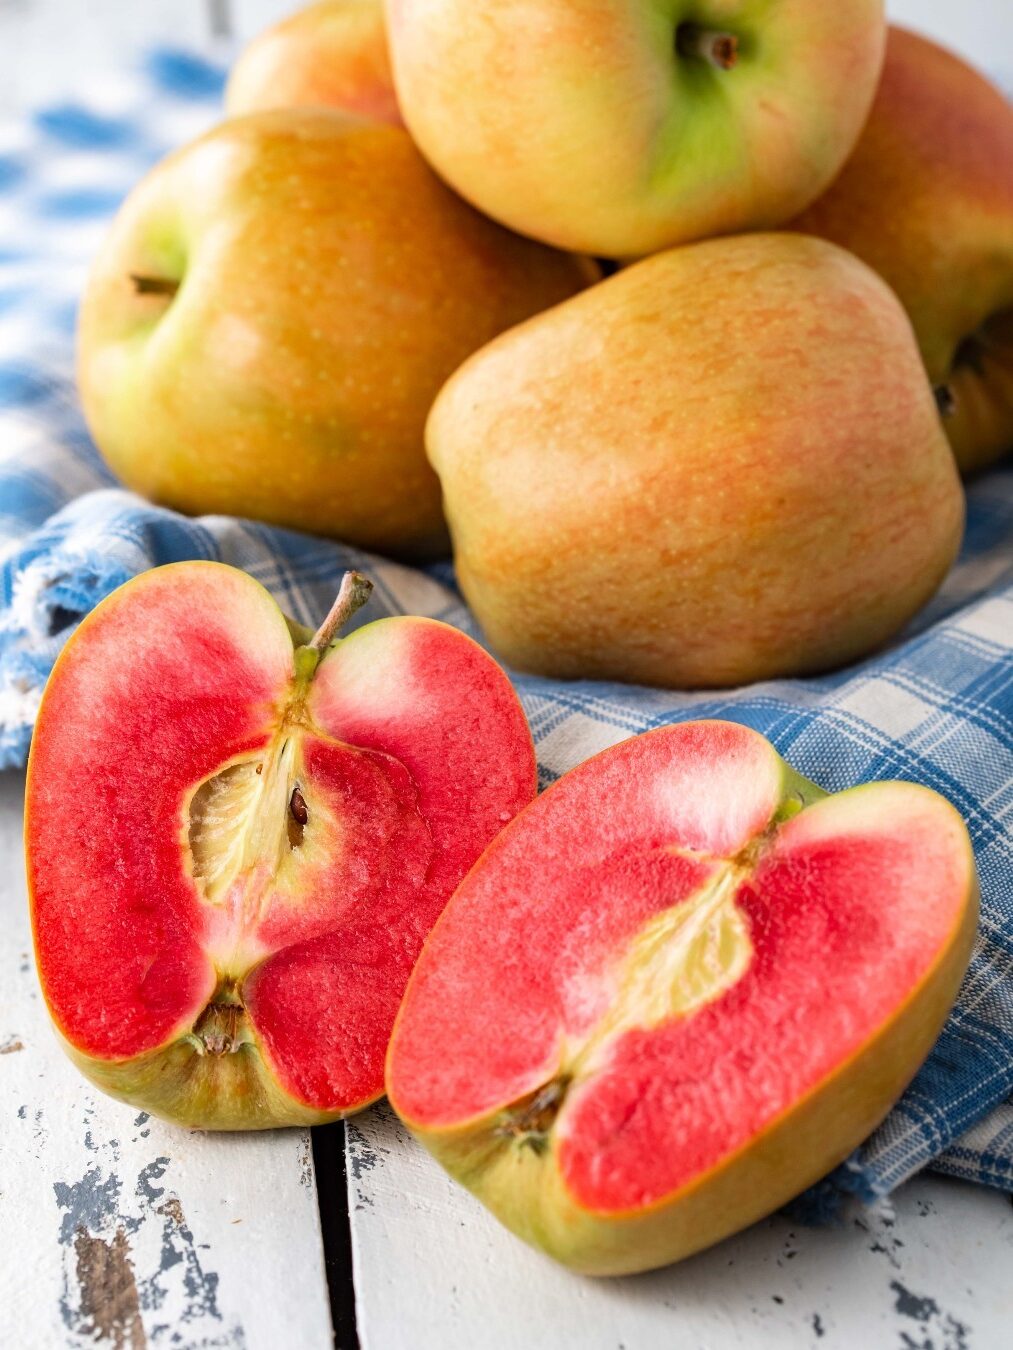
26,562,536,1128
387,721,978,1275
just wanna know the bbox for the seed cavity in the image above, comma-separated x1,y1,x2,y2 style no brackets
583,861,752,1056
186,740,307,906
188,760,267,902
493,857,755,1157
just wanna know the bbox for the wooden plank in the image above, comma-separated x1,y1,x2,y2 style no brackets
347,1101,1012,1350
0,9,340,1345
0,770,336,1350
345,7,1013,1346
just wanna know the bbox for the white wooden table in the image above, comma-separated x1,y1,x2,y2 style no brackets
1,4,1011,1348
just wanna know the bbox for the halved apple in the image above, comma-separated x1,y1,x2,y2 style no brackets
387,721,977,1275
26,562,536,1128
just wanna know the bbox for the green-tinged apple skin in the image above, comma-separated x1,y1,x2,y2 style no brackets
76,112,597,560
226,0,401,125
427,234,965,689
384,0,886,257
387,721,978,1275
790,27,1013,474
26,564,537,1128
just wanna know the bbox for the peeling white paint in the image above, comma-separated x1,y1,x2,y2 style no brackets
0,771,333,1350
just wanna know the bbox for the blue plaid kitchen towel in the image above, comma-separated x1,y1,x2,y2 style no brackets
1,48,1011,1211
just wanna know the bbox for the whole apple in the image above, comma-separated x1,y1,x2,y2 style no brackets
77,111,596,558
384,0,886,257
427,234,965,688
226,0,400,125
790,27,1013,475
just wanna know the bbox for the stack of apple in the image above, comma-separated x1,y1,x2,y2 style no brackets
78,0,1013,688
26,1,1000,1278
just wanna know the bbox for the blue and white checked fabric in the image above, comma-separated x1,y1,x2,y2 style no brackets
1,48,1011,1210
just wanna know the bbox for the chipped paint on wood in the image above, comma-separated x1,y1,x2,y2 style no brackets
73,1227,145,1350
346,1101,1013,1350
890,1280,971,1350
0,771,332,1350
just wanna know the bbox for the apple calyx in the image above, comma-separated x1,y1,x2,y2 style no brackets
129,272,180,298
495,1078,572,1155
676,24,739,71
186,982,253,1057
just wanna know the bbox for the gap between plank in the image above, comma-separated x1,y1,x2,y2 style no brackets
312,1121,359,1349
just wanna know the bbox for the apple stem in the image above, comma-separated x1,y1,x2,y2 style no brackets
130,273,180,298
677,25,739,70
308,571,374,651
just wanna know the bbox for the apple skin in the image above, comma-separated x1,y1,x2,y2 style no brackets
789,27,1013,475
384,0,886,257
387,721,977,1275
77,111,597,560
226,0,401,126
26,563,537,1129
427,233,965,688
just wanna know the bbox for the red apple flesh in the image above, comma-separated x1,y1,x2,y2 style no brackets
26,563,536,1128
387,721,978,1275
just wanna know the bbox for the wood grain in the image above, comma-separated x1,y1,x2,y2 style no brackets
0,771,334,1350
347,1100,1013,1350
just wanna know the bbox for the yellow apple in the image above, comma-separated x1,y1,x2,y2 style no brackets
427,234,964,687
384,0,886,257
77,112,596,559
790,27,1013,474
226,0,400,126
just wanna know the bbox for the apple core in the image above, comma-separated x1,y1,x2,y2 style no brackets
388,721,978,1274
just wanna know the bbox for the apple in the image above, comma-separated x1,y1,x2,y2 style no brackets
387,720,978,1275
789,27,1013,475
427,233,964,688
226,0,401,126
77,111,597,560
384,0,886,257
26,562,536,1128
